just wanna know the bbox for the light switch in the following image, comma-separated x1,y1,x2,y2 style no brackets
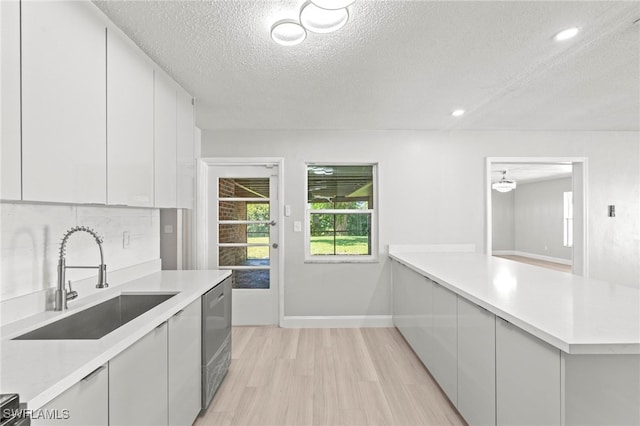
122,231,130,248
294,221,302,232
164,225,174,234
285,205,291,217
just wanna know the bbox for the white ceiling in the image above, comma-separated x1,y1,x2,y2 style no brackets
93,1,640,132
491,163,572,184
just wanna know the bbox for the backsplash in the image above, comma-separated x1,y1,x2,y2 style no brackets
0,202,160,302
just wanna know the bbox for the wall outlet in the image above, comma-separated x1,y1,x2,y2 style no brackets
164,225,174,234
294,221,302,232
122,231,130,248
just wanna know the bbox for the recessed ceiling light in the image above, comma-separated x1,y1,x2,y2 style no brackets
300,2,349,34
271,21,307,46
553,27,579,41
310,0,356,10
451,109,465,117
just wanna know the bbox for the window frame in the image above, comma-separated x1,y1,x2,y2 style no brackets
563,191,573,248
304,162,379,263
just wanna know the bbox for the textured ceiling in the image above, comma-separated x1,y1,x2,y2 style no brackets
93,0,640,131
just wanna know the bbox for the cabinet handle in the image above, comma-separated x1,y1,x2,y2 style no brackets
217,293,224,301
81,365,106,382
173,309,184,317
155,322,166,329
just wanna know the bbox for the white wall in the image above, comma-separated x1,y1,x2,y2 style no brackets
0,203,159,301
492,190,515,251
201,130,640,317
514,178,572,261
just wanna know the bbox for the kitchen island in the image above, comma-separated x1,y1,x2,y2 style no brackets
0,269,230,424
390,249,640,426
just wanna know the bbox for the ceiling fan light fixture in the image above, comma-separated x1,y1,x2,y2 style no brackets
492,171,517,192
553,27,579,41
310,0,356,10
300,2,349,33
271,21,307,46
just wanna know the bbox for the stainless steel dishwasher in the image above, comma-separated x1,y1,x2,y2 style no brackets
201,276,232,410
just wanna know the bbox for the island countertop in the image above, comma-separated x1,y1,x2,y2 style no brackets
0,269,231,409
389,251,640,355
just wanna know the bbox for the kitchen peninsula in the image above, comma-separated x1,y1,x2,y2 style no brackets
390,247,640,426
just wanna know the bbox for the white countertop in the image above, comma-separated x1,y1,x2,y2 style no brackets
0,270,230,409
389,251,640,355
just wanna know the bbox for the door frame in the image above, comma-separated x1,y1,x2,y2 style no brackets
485,157,589,277
196,157,285,326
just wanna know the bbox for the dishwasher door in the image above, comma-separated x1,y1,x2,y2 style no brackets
201,276,231,410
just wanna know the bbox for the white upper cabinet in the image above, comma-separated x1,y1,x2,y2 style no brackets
21,0,107,204
154,70,178,208
1,0,21,201
176,88,195,209
107,26,154,207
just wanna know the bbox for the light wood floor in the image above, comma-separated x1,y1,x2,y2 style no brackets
195,327,466,426
494,254,572,273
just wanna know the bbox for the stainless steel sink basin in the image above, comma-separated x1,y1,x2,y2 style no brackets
13,293,177,340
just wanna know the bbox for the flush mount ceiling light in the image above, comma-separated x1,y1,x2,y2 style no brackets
553,27,579,41
492,171,517,193
451,109,465,117
310,0,356,10
300,2,349,33
271,21,307,46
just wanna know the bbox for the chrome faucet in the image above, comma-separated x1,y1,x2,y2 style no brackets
55,226,108,311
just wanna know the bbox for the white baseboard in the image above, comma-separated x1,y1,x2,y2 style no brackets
281,315,393,328
492,250,572,266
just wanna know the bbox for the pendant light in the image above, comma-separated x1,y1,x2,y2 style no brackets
492,171,517,193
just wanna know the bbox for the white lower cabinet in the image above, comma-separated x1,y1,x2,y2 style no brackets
32,364,108,426
496,317,560,426
457,297,496,426
168,299,202,426
391,262,433,369
431,282,458,405
109,323,169,426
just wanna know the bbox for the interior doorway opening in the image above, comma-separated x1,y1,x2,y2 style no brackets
486,157,588,277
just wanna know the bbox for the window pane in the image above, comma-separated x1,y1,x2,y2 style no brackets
219,177,269,198
309,213,371,255
307,165,373,209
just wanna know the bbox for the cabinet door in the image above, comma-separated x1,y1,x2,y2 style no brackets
1,0,21,200
457,297,496,426
496,318,560,426
21,0,107,204
154,71,177,208
107,26,154,207
176,88,194,209
32,364,108,426
431,282,458,405
110,323,169,426
168,299,202,426
392,261,434,370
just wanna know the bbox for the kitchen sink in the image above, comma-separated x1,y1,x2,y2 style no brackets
13,293,177,340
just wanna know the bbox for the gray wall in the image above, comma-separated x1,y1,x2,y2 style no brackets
201,130,640,317
492,190,515,251
514,178,572,260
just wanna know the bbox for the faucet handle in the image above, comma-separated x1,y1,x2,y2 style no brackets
66,280,78,301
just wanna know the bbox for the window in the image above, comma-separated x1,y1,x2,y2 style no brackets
563,191,573,247
306,164,377,262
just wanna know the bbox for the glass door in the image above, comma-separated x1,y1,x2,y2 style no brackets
209,165,279,325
